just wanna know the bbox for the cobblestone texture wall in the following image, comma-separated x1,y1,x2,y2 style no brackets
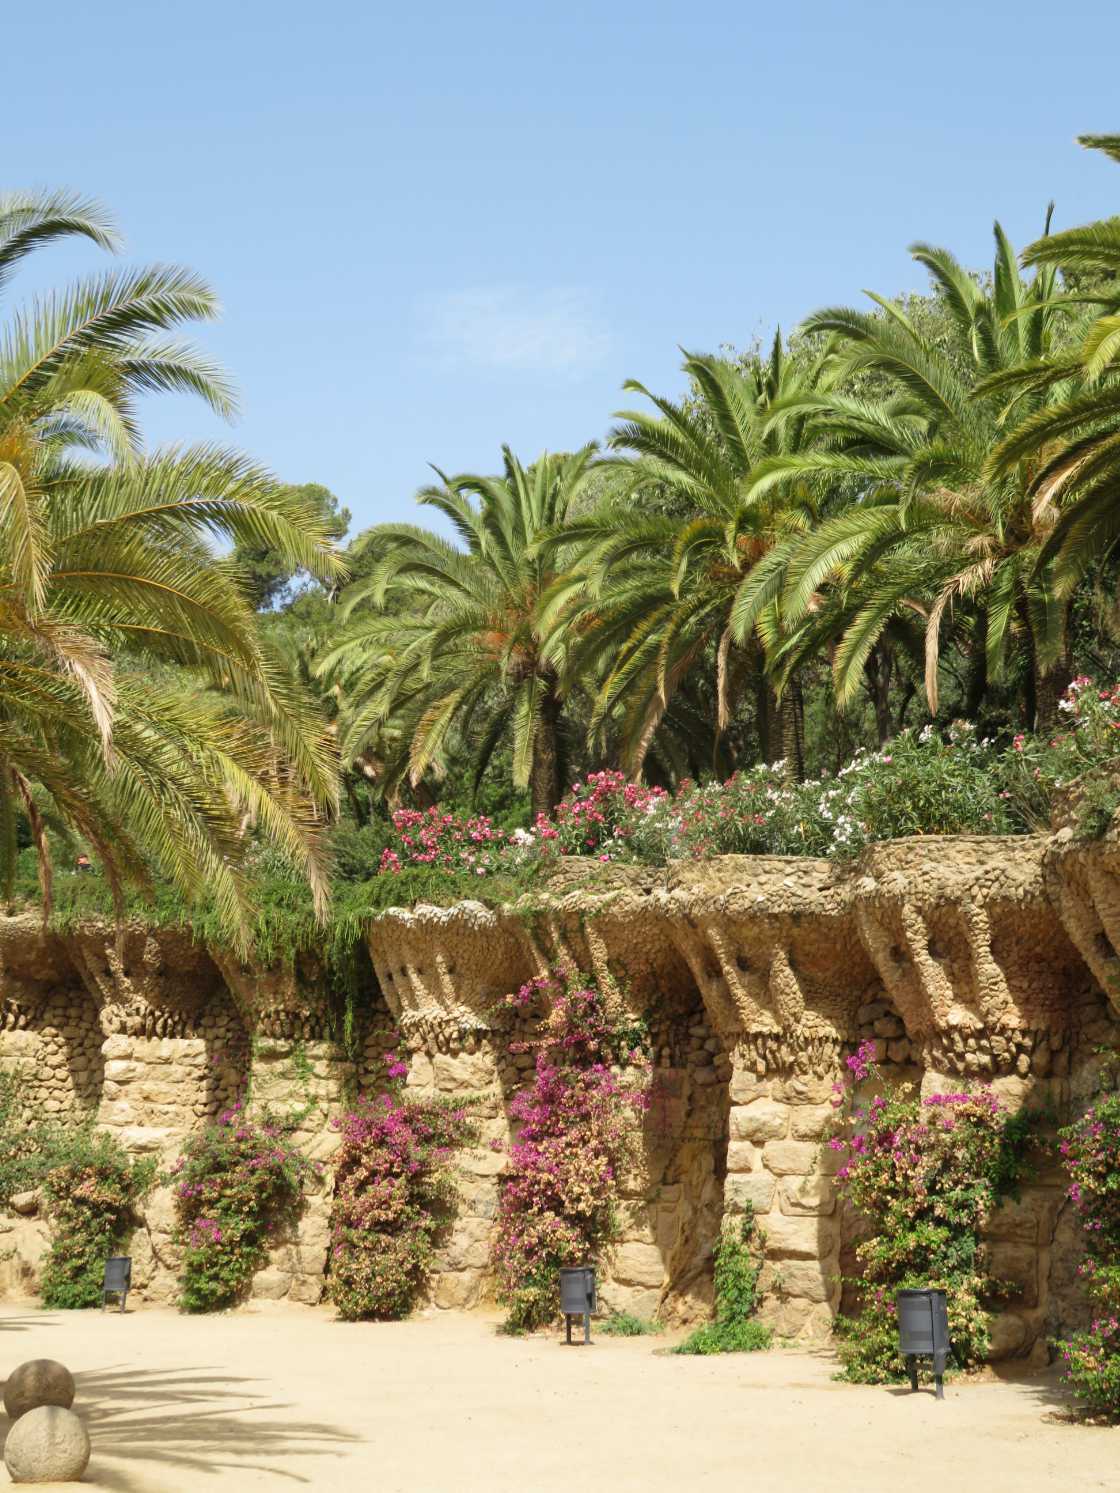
2,828,1120,1362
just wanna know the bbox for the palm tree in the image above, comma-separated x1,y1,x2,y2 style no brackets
544,338,835,779
320,445,601,818
741,225,1074,727
0,190,344,945
981,136,1120,591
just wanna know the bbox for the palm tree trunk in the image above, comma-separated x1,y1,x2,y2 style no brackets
1023,604,1072,733
864,642,894,747
1035,657,1073,734
530,684,563,819
755,676,775,766
780,677,806,782
964,612,988,721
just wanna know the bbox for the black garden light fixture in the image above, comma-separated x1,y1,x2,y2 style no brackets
101,1256,132,1313
896,1288,951,1398
559,1266,596,1345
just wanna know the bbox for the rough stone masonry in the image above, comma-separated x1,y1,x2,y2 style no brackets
3,824,1120,1363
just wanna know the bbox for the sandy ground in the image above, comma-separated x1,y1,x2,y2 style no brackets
0,1303,1116,1493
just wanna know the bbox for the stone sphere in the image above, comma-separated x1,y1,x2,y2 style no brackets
3,1359,75,1421
3,1405,90,1483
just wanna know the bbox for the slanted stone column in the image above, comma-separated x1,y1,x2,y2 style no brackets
853,836,1103,1361
721,1035,844,1339
366,906,522,1309
660,858,880,1341
210,952,356,1306
61,927,242,1301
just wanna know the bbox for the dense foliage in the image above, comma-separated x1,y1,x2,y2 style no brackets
12,134,1120,968
673,1204,772,1355
0,1074,153,1309
328,1085,476,1320
0,192,343,951
829,1042,1032,1382
1056,1095,1120,1419
372,685,1120,877
170,1104,314,1312
305,133,1120,816
492,977,650,1333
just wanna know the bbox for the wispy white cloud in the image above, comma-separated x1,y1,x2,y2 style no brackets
418,285,611,375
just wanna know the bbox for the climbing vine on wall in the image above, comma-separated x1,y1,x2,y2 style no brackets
0,1074,153,1310
492,975,651,1333
828,1041,1034,1381
328,1052,477,1320
1057,1093,1120,1420
170,1103,314,1312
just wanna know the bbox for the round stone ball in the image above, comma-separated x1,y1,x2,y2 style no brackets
3,1359,75,1422
3,1404,91,1483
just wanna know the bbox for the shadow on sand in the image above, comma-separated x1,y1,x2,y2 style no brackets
0,1312,53,1334
1,1363,360,1491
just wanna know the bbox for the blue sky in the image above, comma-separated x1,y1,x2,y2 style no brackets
10,1,1120,538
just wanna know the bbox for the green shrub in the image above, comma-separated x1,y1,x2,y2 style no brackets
492,977,651,1334
1056,1094,1120,1420
0,1074,153,1309
829,1043,1034,1382
39,1132,155,1310
674,1205,772,1355
598,1310,659,1336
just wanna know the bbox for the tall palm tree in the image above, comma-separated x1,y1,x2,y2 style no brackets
982,136,1120,589
0,190,344,945
741,225,1074,727
543,338,835,779
320,445,600,818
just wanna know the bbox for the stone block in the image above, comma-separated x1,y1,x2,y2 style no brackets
729,1100,788,1143
612,1242,665,1289
250,1269,291,1300
432,1052,497,1092
789,1104,833,1141
772,1077,837,1104
104,1059,141,1082
599,1283,660,1321
289,1275,324,1306
728,1068,770,1104
724,1174,776,1214
984,1190,1060,1245
988,1310,1028,1359
433,1270,480,1310
458,1147,507,1178
780,1177,835,1216
725,1141,756,1174
117,1125,177,1153
988,1242,1039,1307
761,1140,818,1175
762,1212,838,1260
762,1259,837,1305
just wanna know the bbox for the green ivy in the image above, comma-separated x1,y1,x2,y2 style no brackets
0,1080,154,1310
673,1204,772,1355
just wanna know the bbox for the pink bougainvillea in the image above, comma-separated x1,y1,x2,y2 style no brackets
492,975,650,1331
170,1105,313,1313
827,1048,1031,1381
1056,1095,1120,1419
328,1087,476,1321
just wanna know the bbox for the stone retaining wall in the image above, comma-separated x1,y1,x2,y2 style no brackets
2,828,1120,1360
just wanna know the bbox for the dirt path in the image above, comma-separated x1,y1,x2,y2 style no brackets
0,1303,1115,1492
